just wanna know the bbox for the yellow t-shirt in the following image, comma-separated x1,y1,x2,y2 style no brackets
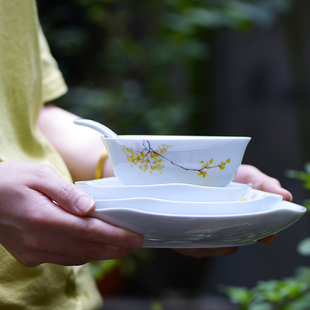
0,1,102,309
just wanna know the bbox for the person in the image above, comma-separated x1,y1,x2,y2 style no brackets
0,1,292,309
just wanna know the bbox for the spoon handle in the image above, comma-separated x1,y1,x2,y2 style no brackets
73,118,118,138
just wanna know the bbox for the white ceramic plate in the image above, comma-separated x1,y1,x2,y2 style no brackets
76,177,252,202
91,190,306,248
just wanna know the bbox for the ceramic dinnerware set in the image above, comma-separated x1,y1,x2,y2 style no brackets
75,120,306,248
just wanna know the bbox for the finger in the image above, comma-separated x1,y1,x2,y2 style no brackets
28,197,144,248
16,232,139,261
174,247,238,258
213,247,239,256
29,164,96,215
20,223,143,258
260,180,293,202
258,234,277,245
63,215,145,248
234,165,293,201
5,206,144,266
15,243,137,267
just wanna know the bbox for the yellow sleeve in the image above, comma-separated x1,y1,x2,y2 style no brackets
38,27,68,103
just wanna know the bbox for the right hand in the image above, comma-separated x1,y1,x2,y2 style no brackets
0,161,144,267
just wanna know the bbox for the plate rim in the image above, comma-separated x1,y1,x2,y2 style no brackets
93,199,305,218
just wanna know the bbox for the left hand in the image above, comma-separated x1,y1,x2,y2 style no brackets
174,164,292,258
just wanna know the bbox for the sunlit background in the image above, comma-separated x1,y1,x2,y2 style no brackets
37,0,310,309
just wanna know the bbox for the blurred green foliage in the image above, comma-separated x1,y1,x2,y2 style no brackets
220,163,310,309
286,164,310,256
219,266,310,310
37,0,291,135
286,163,310,212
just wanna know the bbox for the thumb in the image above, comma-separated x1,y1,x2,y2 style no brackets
31,167,96,215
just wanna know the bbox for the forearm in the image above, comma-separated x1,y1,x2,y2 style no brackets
37,104,113,181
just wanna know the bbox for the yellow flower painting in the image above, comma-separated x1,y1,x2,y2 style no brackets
122,140,230,178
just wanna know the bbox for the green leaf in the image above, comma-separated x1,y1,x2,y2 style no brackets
304,163,310,174
90,259,121,280
249,303,273,310
151,301,164,310
218,285,253,305
297,237,310,256
284,292,310,310
185,8,229,28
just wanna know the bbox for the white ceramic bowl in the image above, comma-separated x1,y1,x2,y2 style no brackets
101,135,251,186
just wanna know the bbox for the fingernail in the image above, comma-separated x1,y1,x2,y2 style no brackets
288,193,293,202
129,236,144,248
76,196,95,214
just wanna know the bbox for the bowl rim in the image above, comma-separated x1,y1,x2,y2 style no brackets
101,135,251,141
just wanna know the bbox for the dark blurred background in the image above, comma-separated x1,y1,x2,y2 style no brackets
37,0,310,307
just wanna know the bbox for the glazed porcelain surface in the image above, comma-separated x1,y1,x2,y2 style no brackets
76,178,306,248
101,135,251,186
76,177,252,202
92,196,305,248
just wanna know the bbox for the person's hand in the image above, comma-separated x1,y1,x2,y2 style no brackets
174,164,292,258
234,164,292,245
0,160,144,267
233,164,292,202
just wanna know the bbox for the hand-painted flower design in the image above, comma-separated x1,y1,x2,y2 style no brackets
122,140,230,178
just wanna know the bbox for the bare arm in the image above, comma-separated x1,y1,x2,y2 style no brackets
37,103,113,181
